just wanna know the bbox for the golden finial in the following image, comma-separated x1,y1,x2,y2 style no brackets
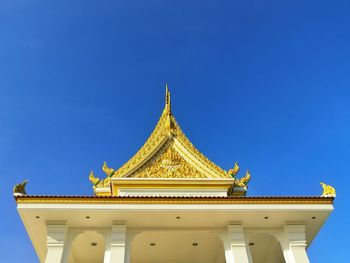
320,182,336,197
228,162,240,177
165,83,171,114
89,170,100,186
235,170,251,187
13,179,28,196
102,161,115,177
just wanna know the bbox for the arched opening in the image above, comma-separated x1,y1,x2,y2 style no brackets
248,233,285,263
68,231,106,263
130,231,225,263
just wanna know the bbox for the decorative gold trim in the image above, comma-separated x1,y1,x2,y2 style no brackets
111,178,234,196
95,192,111,197
112,179,234,185
114,184,230,190
15,196,334,205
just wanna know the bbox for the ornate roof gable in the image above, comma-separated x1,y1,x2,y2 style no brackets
89,86,251,196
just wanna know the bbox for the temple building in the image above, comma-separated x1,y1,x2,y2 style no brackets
14,87,335,263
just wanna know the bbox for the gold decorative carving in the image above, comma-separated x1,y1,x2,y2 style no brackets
102,162,115,177
103,86,230,180
173,121,230,178
13,180,28,196
228,162,239,177
100,177,111,188
136,146,207,178
320,182,336,197
89,171,100,186
90,87,250,194
235,170,251,187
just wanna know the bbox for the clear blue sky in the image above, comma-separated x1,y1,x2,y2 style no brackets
1,0,349,262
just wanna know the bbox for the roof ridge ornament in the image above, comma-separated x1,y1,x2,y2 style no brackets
102,161,115,177
165,84,174,131
228,162,240,177
235,170,251,188
89,171,100,187
320,182,336,197
165,83,171,115
13,179,28,196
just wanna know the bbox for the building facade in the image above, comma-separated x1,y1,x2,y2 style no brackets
14,87,335,263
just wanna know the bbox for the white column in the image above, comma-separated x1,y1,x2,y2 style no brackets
124,231,141,263
245,239,253,263
103,231,112,263
61,230,82,263
281,225,310,263
45,224,67,263
104,224,127,263
224,224,250,263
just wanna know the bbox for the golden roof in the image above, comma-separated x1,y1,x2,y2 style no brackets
89,86,250,195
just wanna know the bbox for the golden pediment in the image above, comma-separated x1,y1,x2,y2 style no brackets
136,145,208,179
90,86,251,196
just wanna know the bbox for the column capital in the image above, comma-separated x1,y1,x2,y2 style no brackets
224,223,250,263
284,224,307,247
111,224,127,244
227,224,246,245
281,224,310,263
45,223,68,263
46,223,68,247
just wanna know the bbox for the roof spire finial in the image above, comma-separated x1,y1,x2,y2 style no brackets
165,83,171,114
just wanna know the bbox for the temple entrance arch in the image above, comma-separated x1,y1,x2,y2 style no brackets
248,233,285,263
130,230,225,263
